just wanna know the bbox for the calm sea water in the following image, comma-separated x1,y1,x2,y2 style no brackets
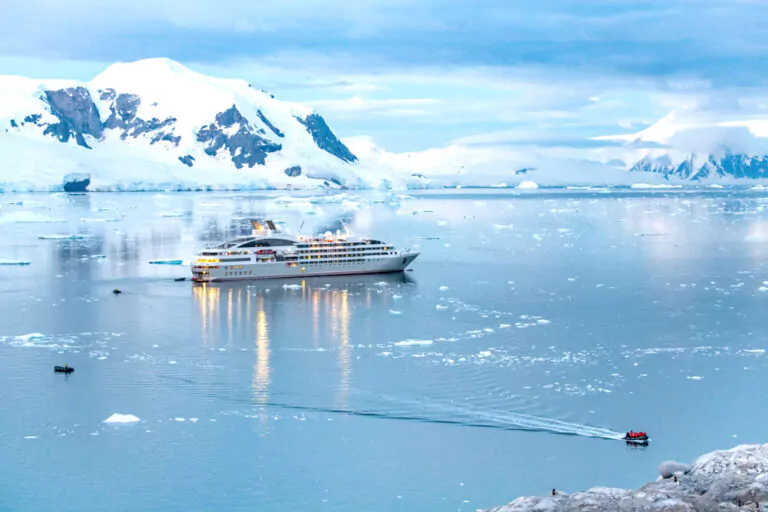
2,188,768,511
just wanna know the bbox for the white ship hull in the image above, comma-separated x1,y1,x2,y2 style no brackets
192,251,419,282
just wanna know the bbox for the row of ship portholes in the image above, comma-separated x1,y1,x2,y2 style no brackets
225,271,254,277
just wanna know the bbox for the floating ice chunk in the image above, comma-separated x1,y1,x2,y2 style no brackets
38,234,92,240
708,184,725,189
103,413,141,424
392,294,402,300
394,339,433,347
282,284,302,290
493,224,514,230
439,286,450,291
158,211,185,217
389,310,402,315
630,183,682,189
499,324,511,328
148,259,184,265
189,418,199,423
0,211,65,223
436,305,448,310
0,259,31,266
174,417,186,422
15,333,45,342
686,376,703,381
478,351,492,357
375,282,389,287
759,287,768,292
517,181,539,189
24,435,38,439
80,217,120,223
743,349,766,354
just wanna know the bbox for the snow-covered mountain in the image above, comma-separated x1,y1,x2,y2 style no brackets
0,58,383,191
5,58,768,190
596,110,768,181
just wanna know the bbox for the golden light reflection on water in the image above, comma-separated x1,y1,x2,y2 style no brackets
192,276,409,413
193,283,220,347
337,289,351,407
253,296,271,405
227,288,233,344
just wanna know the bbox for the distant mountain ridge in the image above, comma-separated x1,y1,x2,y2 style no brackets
630,153,768,180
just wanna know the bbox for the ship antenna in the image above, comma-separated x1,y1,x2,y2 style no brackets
298,221,304,234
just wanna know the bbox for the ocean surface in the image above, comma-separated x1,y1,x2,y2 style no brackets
2,188,768,511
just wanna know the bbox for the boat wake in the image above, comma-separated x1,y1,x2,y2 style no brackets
263,399,625,440
158,375,625,440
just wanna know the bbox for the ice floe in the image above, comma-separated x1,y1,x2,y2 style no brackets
148,259,184,265
393,339,433,347
38,234,92,240
103,413,141,424
0,259,31,266
517,181,539,189
630,183,682,189
80,217,120,223
0,211,66,223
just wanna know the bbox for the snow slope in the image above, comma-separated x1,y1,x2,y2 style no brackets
0,58,377,191
595,108,768,181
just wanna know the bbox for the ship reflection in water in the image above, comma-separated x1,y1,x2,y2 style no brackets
192,272,416,409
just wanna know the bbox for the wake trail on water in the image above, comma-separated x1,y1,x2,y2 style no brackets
157,374,625,441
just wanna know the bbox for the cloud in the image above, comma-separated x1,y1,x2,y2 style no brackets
308,96,440,116
3,0,768,87
4,1,768,154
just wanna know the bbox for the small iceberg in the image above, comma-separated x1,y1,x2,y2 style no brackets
0,259,31,266
282,284,302,290
393,339,433,347
148,259,184,265
1,211,66,224
517,181,539,189
38,234,92,240
15,333,45,342
80,217,120,223
103,413,141,424
630,183,682,189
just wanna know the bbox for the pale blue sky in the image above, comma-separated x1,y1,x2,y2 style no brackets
1,0,767,151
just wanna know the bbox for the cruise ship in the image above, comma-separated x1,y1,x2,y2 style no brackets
191,219,420,282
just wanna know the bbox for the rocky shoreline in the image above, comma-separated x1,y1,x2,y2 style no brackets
486,444,768,511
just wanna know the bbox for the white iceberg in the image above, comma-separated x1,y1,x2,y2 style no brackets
0,260,31,266
517,181,539,189
38,234,92,240
15,333,46,341
630,183,682,189
393,339,433,347
103,413,141,424
148,259,184,265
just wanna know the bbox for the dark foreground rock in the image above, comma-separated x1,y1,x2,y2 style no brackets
486,444,768,511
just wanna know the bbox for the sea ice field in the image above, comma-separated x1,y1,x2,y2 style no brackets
2,187,768,511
